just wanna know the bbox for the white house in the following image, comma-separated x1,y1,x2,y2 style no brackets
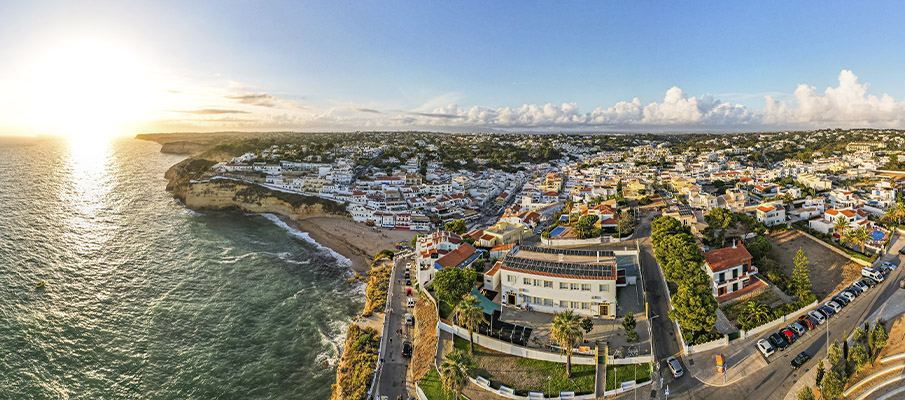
499,245,622,318
756,204,786,226
702,242,758,300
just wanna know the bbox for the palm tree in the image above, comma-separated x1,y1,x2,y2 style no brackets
454,295,485,356
840,228,856,249
883,206,898,225
895,202,905,225
852,226,871,253
551,310,584,378
833,215,849,235
440,349,472,400
739,301,771,327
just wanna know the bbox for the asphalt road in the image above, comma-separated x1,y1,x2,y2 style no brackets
374,253,415,400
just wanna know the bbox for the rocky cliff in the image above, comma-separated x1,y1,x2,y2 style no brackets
167,158,349,221
159,141,208,155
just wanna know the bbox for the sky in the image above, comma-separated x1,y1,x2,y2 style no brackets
2,1,905,136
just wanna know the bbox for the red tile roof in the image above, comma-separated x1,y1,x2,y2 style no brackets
703,244,752,273
436,243,478,269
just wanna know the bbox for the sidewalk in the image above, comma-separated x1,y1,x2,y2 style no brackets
682,340,768,387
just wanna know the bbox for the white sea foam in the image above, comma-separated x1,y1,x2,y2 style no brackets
173,198,202,216
261,213,353,267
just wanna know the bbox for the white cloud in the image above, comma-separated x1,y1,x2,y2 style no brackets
146,70,905,132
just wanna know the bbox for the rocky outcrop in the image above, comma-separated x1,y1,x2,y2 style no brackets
159,141,208,155
166,158,349,221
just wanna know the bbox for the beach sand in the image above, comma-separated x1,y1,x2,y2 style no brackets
287,216,419,275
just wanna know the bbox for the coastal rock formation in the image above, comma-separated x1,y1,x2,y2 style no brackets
166,158,349,221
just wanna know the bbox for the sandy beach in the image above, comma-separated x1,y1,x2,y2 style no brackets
286,216,419,275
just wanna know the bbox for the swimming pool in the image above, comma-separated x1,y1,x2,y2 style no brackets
550,226,567,236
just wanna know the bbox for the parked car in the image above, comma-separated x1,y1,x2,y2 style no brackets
407,297,415,307
877,264,891,276
406,288,413,296
832,295,850,306
780,328,797,344
402,341,413,357
825,301,843,313
808,310,827,325
405,278,412,286
791,351,812,370
819,305,837,317
789,322,808,336
851,281,869,293
404,313,414,326
757,339,776,357
899,247,905,255
861,277,879,288
840,291,857,302
769,333,789,351
900,279,905,289
847,285,864,295
667,356,684,378
798,315,815,330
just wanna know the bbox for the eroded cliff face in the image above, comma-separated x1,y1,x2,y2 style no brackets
166,158,349,221
183,179,344,220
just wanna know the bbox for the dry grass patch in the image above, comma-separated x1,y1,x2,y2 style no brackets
767,230,861,301
412,295,439,382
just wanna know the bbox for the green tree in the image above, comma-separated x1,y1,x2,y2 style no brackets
745,236,772,261
618,209,634,237
574,214,600,239
410,234,424,249
472,258,486,273
444,219,467,235
871,319,889,361
796,386,815,400
669,285,718,334
791,249,813,300
440,349,472,400
738,301,772,330
434,267,477,305
847,344,869,374
551,310,584,378
579,316,594,334
815,359,824,388
623,313,639,342
833,215,848,235
828,341,844,370
820,370,844,400
454,295,485,356
704,208,736,246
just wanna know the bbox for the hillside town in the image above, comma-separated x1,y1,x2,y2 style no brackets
194,129,905,400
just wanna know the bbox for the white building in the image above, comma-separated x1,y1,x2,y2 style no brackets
499,246,623,318
756,204,786,226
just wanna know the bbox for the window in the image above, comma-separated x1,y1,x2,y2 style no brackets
533,297,543,305
560,282,568,290
560,300,568,308
571,301,580,309
732,268,739,279
524,278,531,285
581,284,591,291
570,283,580,291
581,302,590,310
599,284,610,292
544,298,553,307
718,272,725,282
544,280,553,288
507,275,515,282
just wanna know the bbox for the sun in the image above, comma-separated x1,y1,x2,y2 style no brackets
22,39,160,140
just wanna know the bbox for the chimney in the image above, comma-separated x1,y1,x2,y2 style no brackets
596,251,600,263
733,240,737,249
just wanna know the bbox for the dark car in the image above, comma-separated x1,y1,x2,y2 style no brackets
780,328,797,344
848,284,865,295
861,277,878,288
832,295,849,306
402,341,413,357
405,278,412,286
819,306,836,318
791,351,811,369
899,247,905,255
769,333,789,351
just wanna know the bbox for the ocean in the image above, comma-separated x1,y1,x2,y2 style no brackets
0,137,363,399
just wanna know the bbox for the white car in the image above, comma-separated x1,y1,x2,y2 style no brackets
852,280,869,293
808,310,827,325
666,356,683,378
825,301,843,313
407,297,415,307
840,291,856,302
757,339,776,357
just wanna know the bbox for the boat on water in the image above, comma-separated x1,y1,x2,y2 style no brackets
35,281,45,289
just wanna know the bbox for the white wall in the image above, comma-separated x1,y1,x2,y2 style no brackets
438,321,597,365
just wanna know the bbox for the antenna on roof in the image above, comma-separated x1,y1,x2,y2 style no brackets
733,239,737,249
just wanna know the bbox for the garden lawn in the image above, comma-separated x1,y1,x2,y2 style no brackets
605,363,652,391
438,298,454,320
418,369,455,400
453,337,595,396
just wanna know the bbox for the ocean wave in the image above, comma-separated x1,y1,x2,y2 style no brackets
172,198,202,216
260,214,353,268
315,319,349,368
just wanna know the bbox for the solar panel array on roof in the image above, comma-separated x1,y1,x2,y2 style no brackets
518,245,614,258
503,256,615,278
